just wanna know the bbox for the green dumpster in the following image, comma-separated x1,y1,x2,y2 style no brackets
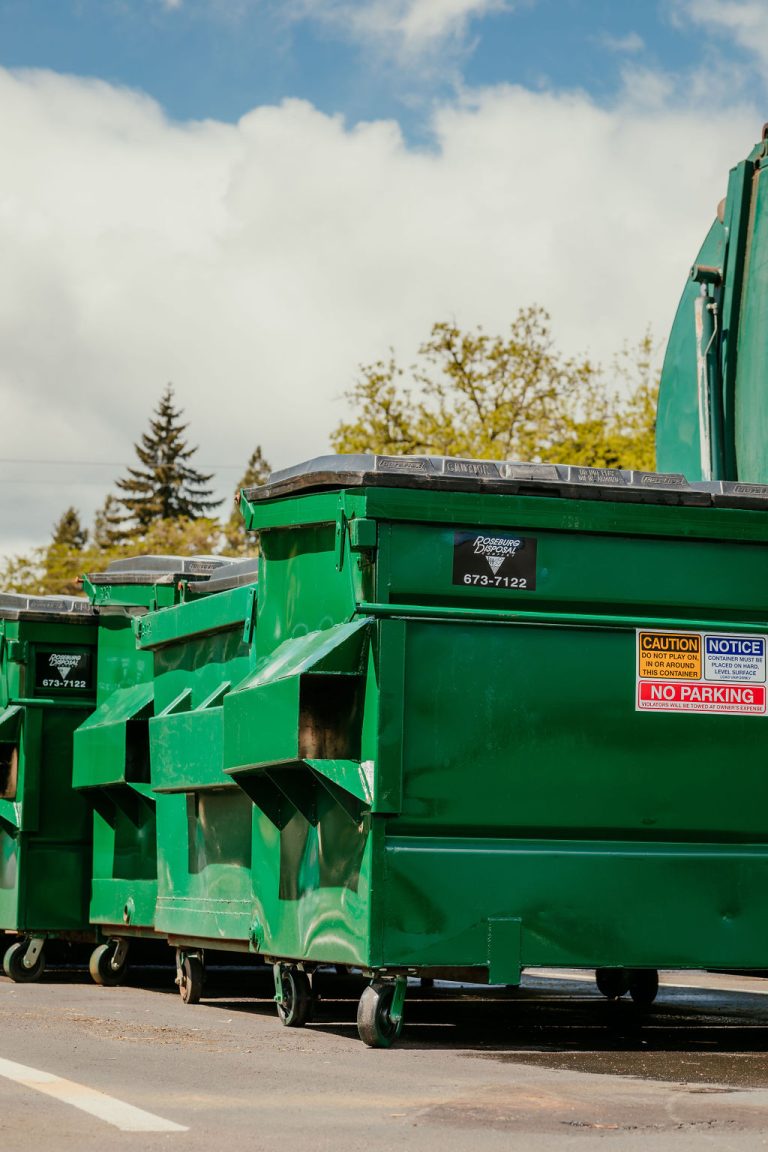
0,593,97,982
222,454,768,1044
133,558,259,1002
73,555,233,985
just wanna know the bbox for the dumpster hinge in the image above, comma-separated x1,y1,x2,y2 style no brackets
242,587,257,645
335,510,348,572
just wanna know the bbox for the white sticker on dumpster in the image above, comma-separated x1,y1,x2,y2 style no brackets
704,635,766,682
636,629,768,715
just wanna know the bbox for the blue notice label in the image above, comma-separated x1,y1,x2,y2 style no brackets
705,637,764,657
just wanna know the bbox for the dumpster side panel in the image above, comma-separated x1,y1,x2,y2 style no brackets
154,790,255,941
77,616,158,932
147,590,259,947
374,615,768,971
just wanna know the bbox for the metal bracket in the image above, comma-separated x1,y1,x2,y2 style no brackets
110,938,130,970
273,962,285,1005
389,975,408,1026
242,587,257,646
7,640,25,664
335,510,348,572
24,937,45,968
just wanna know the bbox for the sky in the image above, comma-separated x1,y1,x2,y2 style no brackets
0,0,767,554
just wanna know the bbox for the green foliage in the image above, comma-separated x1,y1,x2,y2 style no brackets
0,517,224,597
332,308,658,470
114,384,222,536
546,333,659,471
0,312,660,599
224,446,271,554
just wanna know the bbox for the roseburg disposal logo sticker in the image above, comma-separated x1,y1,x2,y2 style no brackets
452,531,537,590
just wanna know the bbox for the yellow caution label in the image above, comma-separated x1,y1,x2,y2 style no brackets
638,631,702,680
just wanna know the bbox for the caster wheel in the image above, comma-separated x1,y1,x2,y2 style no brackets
276,968,313,1028
629,969,659,1006
3,941,45,983
177,954,204,1005
595,968,630,1000
357,982,403,1048
89,943,128,987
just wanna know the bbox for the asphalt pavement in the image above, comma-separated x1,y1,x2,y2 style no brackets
0,963,767,1150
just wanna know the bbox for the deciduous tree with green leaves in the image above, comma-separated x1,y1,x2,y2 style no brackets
332,307,658,470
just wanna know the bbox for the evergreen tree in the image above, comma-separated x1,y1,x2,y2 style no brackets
51,507,88,550
92,494,126,549
224,446,271,553
114,385,222,531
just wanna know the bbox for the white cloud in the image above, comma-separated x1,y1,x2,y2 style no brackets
599,31,645,54
677,0,768,78
289,0,510,56
0,66,760,552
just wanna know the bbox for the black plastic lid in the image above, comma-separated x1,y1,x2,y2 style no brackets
87,554,230,586
0,593,94,622
185,557,259,596
242,454,742,510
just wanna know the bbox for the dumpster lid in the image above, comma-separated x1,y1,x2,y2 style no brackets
87,554,231,586
0,593,94,621
185,557,259,596
243,454,768,510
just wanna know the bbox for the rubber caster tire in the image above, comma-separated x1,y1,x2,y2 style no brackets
3,941,45,983
277,969,313,1028
178,955,204,1005
89,943,128,987
357,982,403,1048
629,969,659,1006
595,968,630,1000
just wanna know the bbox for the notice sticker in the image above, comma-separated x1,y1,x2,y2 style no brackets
704,635,765,682
636,629,768,716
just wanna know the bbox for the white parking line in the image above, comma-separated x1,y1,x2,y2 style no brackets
0,1056,188,1132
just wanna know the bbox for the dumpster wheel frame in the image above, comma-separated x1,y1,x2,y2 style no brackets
175,951,204,1005
357,978,406,1048
89,939,129,987
274,964,314,1028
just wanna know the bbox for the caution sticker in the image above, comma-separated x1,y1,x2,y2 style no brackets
638,631,701,680
636,629,768,716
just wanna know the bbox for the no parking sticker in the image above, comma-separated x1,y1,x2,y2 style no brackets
636,629,768,716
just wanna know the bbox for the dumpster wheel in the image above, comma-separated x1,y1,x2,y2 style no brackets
628,969,659,1007
275,966,313,1028
357,979,405,1048
176,952,204,1004
3,939,45,983
89,941,129,987
595,968,630,1000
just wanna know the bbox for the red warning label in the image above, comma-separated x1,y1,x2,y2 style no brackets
637,681,766,715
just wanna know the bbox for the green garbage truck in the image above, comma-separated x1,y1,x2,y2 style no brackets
658,124,768,484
